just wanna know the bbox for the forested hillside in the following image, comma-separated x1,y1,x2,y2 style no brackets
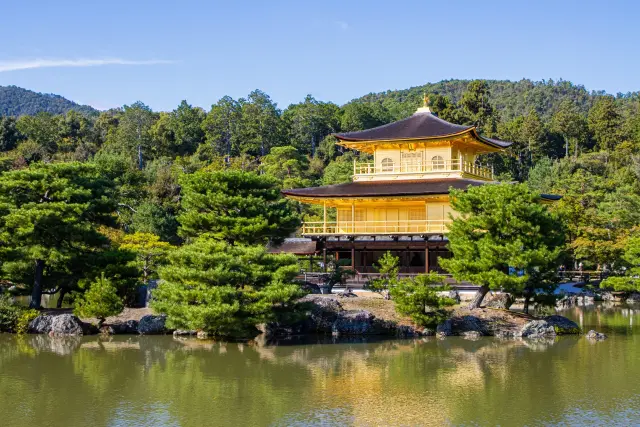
1,78,640,283
354,79,638,121
0,85,98,116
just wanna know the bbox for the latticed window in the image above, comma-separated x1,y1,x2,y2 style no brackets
431,155,445,170
354,209,366,221
401,151,423,171
381,158,394,172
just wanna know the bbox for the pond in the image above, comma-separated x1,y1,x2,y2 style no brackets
1,303,639,426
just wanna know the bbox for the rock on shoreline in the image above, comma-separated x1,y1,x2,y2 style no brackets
28,314,94,336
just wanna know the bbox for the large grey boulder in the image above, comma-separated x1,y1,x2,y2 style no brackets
520,320,555,338
484,293,514,309
137,315,168,335
299,295,344,334
28,314,89,336
520,315,580,338
544,315,580,334
28,315,54,334
332,310,376,335
51,314,86,335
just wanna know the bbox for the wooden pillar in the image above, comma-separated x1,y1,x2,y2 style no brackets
323,247,327,272
424,200,429,233
351,245,355,271
425,244,430,273
351,201,355,234
323,202,327,234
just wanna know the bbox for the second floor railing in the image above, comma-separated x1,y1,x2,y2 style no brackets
353,159,493,180
301,219,452,236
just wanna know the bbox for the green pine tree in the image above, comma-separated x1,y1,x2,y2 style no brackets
440,183,565,311
0,162,117,308
178,169,300,245
151,238,305,337
390,273,456,327
74,273,124,327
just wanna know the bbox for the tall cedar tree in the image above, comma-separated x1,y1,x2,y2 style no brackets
178,169,300,245
0,162,116,308
151,238,305,337
440,183,565,310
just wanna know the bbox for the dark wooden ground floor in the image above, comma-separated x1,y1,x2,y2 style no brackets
316,238,451,274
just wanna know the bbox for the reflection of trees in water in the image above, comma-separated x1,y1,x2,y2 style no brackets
560,303,640,335
0,331,639,427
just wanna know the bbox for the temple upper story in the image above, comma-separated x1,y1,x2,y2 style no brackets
333,97,510,182
281,97,522,237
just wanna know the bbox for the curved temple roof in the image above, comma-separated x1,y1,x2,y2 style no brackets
282,178,560,201
334,111,512,149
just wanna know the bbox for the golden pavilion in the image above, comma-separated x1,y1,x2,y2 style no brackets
282,97,556,273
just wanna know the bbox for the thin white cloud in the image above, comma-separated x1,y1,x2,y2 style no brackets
335,21,349,31
0,58,176,72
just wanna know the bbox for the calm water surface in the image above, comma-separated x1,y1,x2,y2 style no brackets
1,303,639,427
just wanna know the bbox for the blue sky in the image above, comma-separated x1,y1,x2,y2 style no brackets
1,0,638,111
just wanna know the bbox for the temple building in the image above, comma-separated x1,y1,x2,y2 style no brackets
282,97,554,274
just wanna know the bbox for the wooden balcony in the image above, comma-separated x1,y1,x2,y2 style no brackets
353,160,493,180
301,220,452,236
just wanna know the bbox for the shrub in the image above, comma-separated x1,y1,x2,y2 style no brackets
390,273,457,327
74,274,124,327
152,239,305,337
15,309,39,334
367,251,400,299
0,294,21,332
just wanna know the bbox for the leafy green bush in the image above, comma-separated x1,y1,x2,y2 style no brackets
74,274,124,327
15,309,39,334
0,294,21,332
390,274,457,327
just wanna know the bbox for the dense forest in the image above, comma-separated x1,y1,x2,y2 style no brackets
0,85,98,116
1,78,640,318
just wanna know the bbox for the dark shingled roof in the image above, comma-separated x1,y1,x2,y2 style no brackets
282,179,488,198
334,111,512,148
282,179,561,201
268,239,317,255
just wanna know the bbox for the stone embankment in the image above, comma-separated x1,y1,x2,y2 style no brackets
22,293,588,339
26,313,170,336
262,295,581,340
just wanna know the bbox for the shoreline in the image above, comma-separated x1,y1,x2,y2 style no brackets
7,292,599,341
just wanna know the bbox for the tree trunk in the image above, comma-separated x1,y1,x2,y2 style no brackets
523,294,531,315
56,287,67,309
29,259,45,309
467,285,489,309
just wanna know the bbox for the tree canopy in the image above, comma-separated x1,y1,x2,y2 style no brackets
178,169,300,245
441,183,565,309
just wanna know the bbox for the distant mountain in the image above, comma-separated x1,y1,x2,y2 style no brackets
0,85,98,116
352,79,636,122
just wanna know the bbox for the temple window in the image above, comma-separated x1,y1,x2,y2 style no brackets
431,155,445,170
381,158,394,172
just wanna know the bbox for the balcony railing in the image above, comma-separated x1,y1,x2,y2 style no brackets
353,160,493,180
301,220,452,236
